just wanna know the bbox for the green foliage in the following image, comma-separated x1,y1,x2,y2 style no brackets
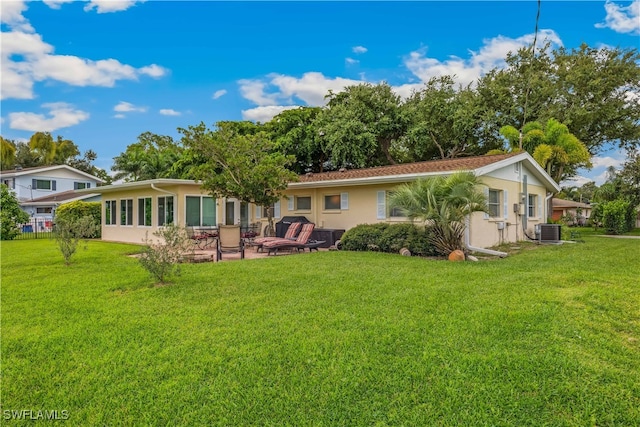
0,184,30,240
180,121,298,233
601,199,635,235
111,132,184,182
388,172,487,255
1,137,17,170
55,201,101,238
138,224,192,285
340,223,436,256
54,216,100,265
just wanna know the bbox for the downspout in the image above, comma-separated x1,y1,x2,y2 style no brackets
151,183,177,225
464,216,508,258
545,192,554,223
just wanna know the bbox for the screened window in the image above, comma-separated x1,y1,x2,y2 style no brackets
488,190,501,217
158,196,174,226
186,196,216,227
138,197,152,226
34,179,52,190
36,207,53,214
528,194,537,218
120,199,133,226
324,194,341,210
296,196,311,210
74,182,91,190
105,200,116,225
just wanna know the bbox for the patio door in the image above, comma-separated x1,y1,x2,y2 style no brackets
224,199,250,228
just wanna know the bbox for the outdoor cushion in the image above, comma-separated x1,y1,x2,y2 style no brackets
254,222,301,245
263,223,315,254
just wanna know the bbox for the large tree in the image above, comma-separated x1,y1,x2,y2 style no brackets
112,132,184,182
266,106,326,173
317,82,408,168
476,43,640,155
179,122,298,234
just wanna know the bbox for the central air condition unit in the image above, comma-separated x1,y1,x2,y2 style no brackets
537,224,561,242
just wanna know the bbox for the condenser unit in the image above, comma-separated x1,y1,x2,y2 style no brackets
536,224,561,242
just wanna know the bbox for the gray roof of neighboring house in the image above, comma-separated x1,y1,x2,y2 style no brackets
552,199,591,209
20,190,100,206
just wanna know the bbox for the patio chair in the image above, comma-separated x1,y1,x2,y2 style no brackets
263,223,315,255
216,225,245,261
254,221,301,252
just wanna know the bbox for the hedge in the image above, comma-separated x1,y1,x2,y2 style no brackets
340,223,437,257
55,201,101,238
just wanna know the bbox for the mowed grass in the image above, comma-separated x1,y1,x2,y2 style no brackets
1,236,639,425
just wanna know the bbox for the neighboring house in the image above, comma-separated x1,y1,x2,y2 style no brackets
551,198,592,225
82,152,561,250
0,165,104,225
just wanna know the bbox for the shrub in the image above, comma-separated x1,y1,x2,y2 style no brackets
0,184,29,240
139,225,192,285
55,216,100,265
55,201,101,238
340,223,436,256
601,199,634,235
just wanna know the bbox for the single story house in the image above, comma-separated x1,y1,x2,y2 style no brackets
81,152,560,251
551,198,592,225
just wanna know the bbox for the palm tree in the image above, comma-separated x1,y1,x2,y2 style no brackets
388,172,488,256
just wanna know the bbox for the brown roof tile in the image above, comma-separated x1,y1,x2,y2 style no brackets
296,153,518,183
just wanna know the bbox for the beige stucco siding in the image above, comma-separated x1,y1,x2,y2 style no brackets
101,184,213,244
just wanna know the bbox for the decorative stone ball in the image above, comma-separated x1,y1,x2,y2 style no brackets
399,248,411,256
448,250,465,261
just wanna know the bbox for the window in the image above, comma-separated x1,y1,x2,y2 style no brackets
3,179,14,189
33,179,55,190
255,202,280,219
324,195,341,210
105,200,116,225
74,182,90,190
158,196,174,226
36,207,53,214
120,199,133,226
528,194,537,218
138,197,152,226
296,196,311,210
186,196,216,227
488,189,501,217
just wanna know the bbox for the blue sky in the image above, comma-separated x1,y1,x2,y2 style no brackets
1,1,639,186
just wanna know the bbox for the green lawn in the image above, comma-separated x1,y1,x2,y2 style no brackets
2,237,639,425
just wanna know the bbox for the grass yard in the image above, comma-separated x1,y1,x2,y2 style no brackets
1,236,639,425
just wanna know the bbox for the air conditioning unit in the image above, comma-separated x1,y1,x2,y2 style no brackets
537,224,561,242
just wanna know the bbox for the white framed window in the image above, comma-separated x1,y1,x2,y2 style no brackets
138,197,152,227
377,190,405,220
33,179,55,191
105,200,117,225
296,196,311,210
158,196,174,226
36,207,53,214
324,192,348,211
528,194,537,218
120,199,133,226
488,189,501,217
74,182,91,190
186,196,216,227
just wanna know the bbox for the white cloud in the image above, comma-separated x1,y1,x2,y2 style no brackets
353,46,368,54
84,0,146,14
8,102,90,132
591,155,624,169
114,101,147,113
596,0,640,34
345,57,359,65
43,0,75,9
0,0,34,32
114,114,126,119
241,105,300,123
212,89,227,99
0,2,167,100
404,29,562,87
159,109,181,116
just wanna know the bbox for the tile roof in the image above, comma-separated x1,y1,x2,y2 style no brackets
296,153,519,183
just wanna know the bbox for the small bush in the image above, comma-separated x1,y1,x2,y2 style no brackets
56,201,101,238
601,199,634,235
0,184,29,240
340,223,436,256
55,216,100,265
139,225,192,285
